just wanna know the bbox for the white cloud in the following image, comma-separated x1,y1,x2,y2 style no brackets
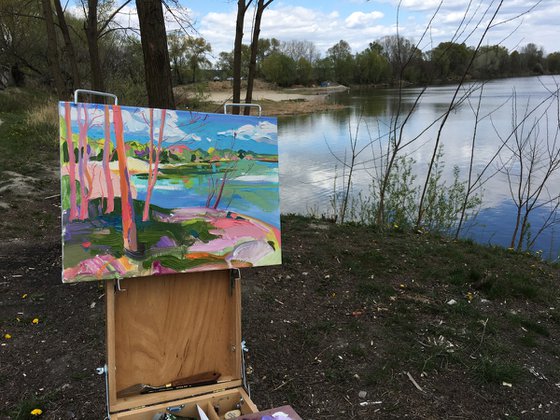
68,0,560,64
218,121,278,144
345,11,384,29
121,108,188,143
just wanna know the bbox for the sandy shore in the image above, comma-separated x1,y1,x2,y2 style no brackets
174,82,349,116
204,90,314,103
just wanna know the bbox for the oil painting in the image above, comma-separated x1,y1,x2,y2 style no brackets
59,102,281,283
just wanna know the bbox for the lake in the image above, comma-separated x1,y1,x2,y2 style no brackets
278,76,560,260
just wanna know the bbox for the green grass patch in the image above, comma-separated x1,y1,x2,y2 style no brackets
477,273,539,300
507,313,550,337
473,356,524,384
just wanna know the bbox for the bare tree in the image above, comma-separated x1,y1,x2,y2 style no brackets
232,0,253,114
53,0,81,90
499,90,560,251
415,0,505,229
244,0,274,115
136,0,175,108
81,0,132,91
40,0,65,97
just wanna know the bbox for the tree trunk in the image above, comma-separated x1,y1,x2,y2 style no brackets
85,0,104,91
232,0,250,115
143,109,166,221
53,0,81,90
136,0,175,109
64,102,79,220
40,0,65,97
113,105,139,253
244,0,273,115
103,105,115,213
77,104,90,220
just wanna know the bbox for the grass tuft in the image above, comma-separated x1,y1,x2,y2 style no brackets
473,356,524,384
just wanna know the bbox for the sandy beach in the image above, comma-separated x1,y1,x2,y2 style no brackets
174,81,349,115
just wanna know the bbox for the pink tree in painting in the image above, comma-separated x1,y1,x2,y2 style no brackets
64,102,79,220
77,103,91,220
113,105,138,253
142,109,167,221
207,132,239,209
102,105,115,213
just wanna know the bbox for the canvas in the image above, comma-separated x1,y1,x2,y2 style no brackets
59,102,281,283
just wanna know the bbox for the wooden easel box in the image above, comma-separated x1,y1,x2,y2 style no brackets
105,270,259,419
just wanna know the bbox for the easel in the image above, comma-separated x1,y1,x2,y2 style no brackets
66,91,297,418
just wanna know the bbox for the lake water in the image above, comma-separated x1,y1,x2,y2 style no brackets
278,76,560,260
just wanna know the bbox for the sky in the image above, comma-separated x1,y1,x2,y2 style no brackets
141,0,560,60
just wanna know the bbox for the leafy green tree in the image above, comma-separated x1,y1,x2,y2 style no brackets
472,45,509,79
327,40,354,85
168,30,189,84
313,57,334,82
355,43,391,84
295,57,313,85
186,37,212,83
261,52,296,86
430,42,472,80
217,51,233,77
546,52,560,74
520,43,545,74
509,50,522,74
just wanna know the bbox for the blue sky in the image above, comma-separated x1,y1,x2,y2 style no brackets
106,1,559,58
177,0,558,57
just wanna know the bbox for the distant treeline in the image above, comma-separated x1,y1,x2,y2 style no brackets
214,37,560,87
2,0,558,102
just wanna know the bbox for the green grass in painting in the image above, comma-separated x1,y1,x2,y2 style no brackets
63,197,221,270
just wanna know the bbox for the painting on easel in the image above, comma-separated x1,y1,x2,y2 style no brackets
59,102,281,283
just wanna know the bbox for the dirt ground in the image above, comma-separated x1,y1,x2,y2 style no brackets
1,90,560,419
2,171,560,419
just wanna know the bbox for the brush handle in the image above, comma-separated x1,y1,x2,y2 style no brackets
169,371,220,388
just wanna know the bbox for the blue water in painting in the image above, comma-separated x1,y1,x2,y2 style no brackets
132,162,281,229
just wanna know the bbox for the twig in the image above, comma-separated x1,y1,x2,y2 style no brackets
469,318,489,358
405,371,424,392
44,193,60,199
272,377,294,392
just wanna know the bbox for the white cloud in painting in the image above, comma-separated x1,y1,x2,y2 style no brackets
218,121,277,144
183,133,202,142
120,108,188,143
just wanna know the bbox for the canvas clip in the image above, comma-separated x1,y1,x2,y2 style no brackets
74,89,118,105
114,277,126,293
229,269,241,295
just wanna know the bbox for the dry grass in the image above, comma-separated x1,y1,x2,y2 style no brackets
26,100,58,129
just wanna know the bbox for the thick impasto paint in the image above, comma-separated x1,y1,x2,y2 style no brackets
59,102,281,283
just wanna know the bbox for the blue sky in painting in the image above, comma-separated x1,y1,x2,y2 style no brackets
62,103,279,156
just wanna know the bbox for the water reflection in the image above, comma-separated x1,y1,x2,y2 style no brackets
278,76,560,259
